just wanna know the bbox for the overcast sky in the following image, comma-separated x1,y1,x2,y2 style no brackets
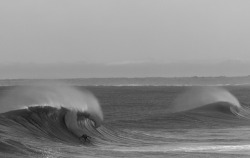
0,0,250,78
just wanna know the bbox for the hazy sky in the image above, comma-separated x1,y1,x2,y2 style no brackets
1,0,250,78
1,0,250,64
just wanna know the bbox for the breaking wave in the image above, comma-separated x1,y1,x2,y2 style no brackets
0,84,105,144
170,86,250,118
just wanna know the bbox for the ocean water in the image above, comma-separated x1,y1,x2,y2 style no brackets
1,85,250,158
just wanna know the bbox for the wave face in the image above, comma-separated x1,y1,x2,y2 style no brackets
1,85,250,157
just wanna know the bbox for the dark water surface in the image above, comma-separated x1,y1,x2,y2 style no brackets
1,86,250,158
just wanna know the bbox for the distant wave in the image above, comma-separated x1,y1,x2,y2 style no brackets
169,86,250,119
171,86,241,112
182,101,250,119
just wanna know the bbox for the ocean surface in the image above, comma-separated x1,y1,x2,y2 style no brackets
1,85,250,158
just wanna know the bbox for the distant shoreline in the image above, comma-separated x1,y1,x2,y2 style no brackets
1,76,250,86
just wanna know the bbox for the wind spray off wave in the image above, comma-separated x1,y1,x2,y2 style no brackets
170,86,250,119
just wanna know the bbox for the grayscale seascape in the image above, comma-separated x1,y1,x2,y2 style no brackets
1,0,250,157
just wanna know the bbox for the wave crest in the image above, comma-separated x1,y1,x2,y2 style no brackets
171,86,241,113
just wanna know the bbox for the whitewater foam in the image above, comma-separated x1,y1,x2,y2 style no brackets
110,143,250,153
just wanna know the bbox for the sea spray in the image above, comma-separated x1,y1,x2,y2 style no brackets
171,86,241,113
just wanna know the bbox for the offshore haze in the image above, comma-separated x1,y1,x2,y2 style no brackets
1,60,250,79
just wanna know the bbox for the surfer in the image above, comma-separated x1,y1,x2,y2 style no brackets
80,134,91,142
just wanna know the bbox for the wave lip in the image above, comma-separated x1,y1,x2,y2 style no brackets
188,101,236,115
